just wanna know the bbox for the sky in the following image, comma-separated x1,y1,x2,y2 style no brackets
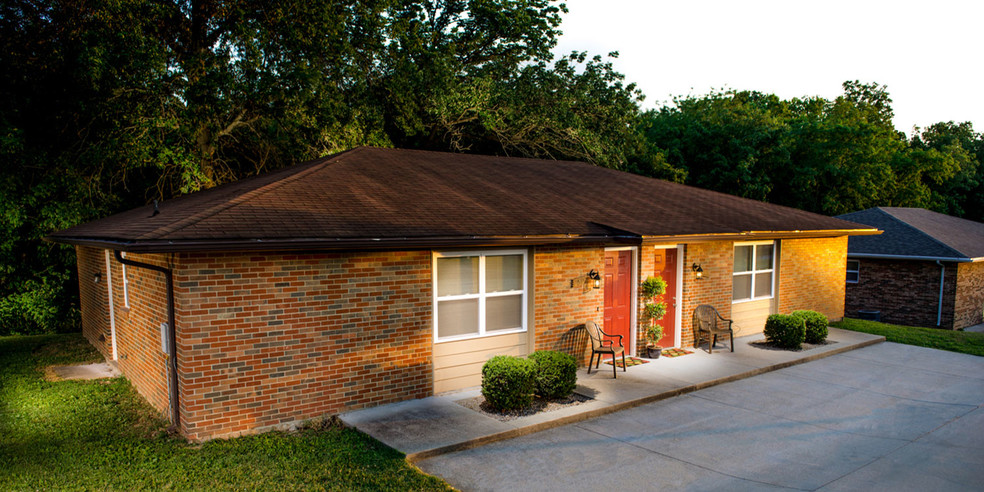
552,0,983,135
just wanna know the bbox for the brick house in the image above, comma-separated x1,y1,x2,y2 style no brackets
836,207,984,330
49,147,877,441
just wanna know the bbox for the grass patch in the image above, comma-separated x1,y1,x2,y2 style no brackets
0,333,451,491
832,318,984,357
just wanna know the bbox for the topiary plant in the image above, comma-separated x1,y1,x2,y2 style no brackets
791,310,829,344
641,276,668,349
528,350,577,399
764,314,806,349
641,276,667,298
481,355,536,411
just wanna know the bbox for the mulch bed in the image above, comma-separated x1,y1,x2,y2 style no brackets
456,393,593,422
749,339,837,352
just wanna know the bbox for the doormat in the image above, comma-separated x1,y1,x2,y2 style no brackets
604,357,649,368
661,348,693,358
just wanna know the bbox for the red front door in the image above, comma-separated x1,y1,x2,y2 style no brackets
653,249,678,348
604,250,632,356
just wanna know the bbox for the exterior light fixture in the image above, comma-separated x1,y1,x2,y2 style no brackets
692,263,704,280
588,269,601,289
93,272,102,283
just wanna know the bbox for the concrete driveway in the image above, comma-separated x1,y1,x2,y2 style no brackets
416,343,984,491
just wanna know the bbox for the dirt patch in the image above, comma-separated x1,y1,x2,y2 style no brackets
749,339,837,352
455,393,593,422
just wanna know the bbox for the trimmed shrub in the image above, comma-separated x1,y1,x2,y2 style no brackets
792,310,829,344
528,350,577,399
764,314,806,349
481,355,536,411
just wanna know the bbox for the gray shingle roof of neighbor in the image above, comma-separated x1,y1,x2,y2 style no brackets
48,147,879,252
836,207,984,261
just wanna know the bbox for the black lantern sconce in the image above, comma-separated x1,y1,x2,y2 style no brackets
572,269,602,289
692,263,704,280
588,269,601,289
93,272,102,283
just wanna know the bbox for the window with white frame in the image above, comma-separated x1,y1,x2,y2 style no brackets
434,250,527,341
120,252,130,308
846,260,860,284
733,242,775,302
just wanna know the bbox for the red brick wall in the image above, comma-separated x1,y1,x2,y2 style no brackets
112,252,173,416
76,246,176,419
844,258,957,329
681,242,733,347
77,246,112,357
954,262,984,330
778,237,848,320
531,244,605,365
173,250,432,441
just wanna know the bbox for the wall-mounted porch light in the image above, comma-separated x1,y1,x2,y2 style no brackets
692,263,704,280
93,272,102,283
571,269,603,289
588,269,601,289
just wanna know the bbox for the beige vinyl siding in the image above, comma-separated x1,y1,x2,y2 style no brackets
433,332,529,393
731,298,775,336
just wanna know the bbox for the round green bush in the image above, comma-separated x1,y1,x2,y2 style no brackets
481,355,536,411
764,314,805,349
528,350,577,399
792,310,829,344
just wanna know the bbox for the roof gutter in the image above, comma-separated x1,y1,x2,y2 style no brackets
49,227,882,253
847,253,973,263
114,250,179,430
642,228,881,244
49,234,642,253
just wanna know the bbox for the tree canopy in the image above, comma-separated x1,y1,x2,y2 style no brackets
1,1,981,334
639,82,983,218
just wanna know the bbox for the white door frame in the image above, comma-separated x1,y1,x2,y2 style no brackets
604,246,638,356
652,244,684,348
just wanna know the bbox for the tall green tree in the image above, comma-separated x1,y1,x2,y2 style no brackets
2,0,649,334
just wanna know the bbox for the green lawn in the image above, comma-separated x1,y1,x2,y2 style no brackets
832,318,984,357
0,333,451,491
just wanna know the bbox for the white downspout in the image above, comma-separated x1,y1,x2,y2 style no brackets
104,250,118,360
935,260,945,327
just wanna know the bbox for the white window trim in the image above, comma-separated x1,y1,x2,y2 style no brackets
433,249,528,343
846,259,860,284
120,252,130,309
733,241,775,304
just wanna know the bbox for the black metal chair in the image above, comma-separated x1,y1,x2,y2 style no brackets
584,320,626,378
692,304,734,354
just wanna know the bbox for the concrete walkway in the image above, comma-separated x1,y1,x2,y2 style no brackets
415,342,984,491
341,328,883,461
45,361,121,381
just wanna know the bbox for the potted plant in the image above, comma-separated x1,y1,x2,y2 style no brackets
641,276,668,358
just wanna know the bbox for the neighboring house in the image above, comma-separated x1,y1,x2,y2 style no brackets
48,147,877,441
836,207,984,330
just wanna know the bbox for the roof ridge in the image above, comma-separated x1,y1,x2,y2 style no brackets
877,207,967,259
139,149,357,240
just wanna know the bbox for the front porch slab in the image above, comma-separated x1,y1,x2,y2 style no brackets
340,327,884,462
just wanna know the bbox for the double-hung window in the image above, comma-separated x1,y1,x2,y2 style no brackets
434,250,527,342
733,242,775,302
846,260,860,283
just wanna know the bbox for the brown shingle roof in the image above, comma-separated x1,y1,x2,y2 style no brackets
49,147,877,252
837,207,984,261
